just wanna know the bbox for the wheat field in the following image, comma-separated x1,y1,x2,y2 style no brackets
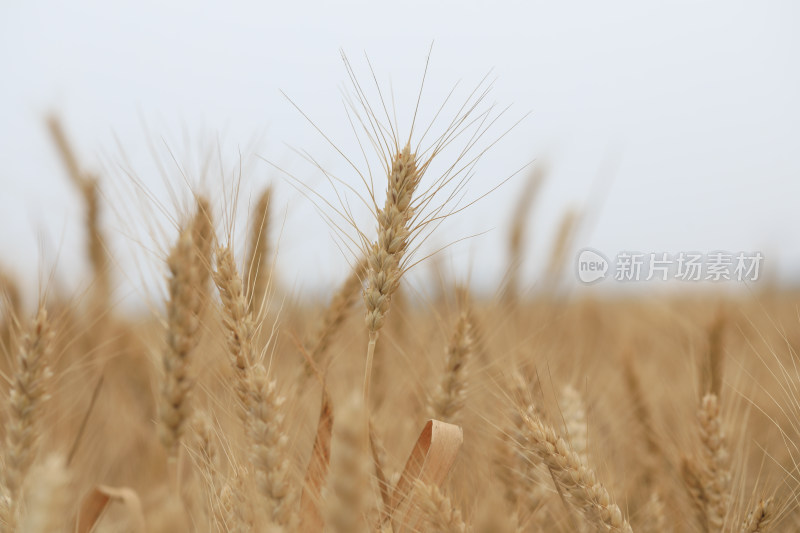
0,68,798,533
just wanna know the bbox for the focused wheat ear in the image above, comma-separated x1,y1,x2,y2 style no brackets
282,50,515,402
362,144,422,400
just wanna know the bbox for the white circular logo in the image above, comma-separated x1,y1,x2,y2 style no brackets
576,248,609,284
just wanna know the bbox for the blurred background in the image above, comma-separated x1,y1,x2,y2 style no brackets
1,1,799,304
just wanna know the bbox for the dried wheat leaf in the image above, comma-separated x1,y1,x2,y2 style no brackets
389,419,463,533
75,485,145,533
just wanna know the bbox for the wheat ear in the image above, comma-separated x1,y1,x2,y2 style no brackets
213,246,294,526
158,221,203,459
213,246,256,408
560,384,588,462
218,468,253,533
248,365,295,526
697,393,730,531
622,355,664,460
640,492,667,533
413,480,466,533
741,498,772,533
543,208,580,287
47,116,110,308
521,412,633,532
0,307,53,533
503,372,550,522
188,412,219,524
363,143,421,400
681,457,708,531
428,310,473,423
501,165,544,306
325,393,370,533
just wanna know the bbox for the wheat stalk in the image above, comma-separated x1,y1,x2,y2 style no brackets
246,187,273,314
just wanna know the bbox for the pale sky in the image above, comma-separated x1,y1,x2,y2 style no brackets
1,1,799,302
